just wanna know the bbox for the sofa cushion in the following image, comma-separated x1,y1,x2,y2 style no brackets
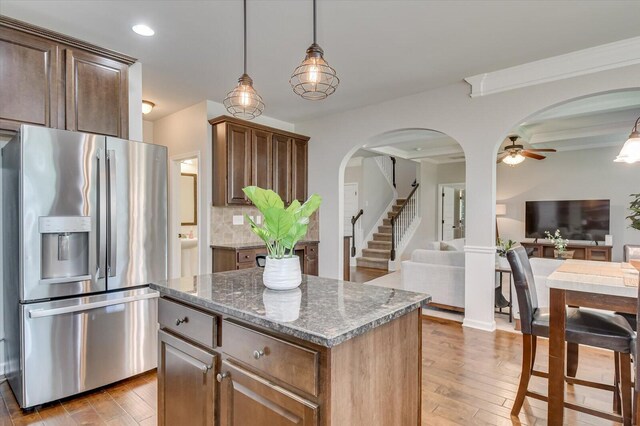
410,249,465,267
447,238,465,251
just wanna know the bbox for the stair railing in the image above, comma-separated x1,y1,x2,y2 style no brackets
350,209,364,257
390,156,397,188
389,183,420,261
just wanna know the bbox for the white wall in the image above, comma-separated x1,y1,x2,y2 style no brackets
360,157,394,239
153,100,295,278
142,120,154,144
296,63,640,332
395,158,419,198
497,146,640,261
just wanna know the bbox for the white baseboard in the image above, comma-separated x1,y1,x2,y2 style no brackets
462,318,497,332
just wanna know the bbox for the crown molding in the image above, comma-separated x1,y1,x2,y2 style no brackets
464,36,640,98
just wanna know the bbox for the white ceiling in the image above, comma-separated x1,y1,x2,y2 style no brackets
362,129,464,163
2,1,639,123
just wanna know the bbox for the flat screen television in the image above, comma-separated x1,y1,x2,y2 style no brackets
525,199,610,242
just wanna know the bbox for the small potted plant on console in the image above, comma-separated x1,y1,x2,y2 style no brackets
545,229,573,259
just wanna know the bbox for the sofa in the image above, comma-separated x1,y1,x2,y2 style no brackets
401,239,466,310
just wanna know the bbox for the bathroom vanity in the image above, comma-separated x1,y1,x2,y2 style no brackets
150,269,429,426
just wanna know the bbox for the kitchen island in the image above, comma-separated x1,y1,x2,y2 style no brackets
150,268,429,426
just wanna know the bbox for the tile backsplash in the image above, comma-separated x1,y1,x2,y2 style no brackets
210,206,319,245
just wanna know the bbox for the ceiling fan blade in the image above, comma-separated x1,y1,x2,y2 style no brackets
525,148,557,153
496,152,508,163
521,151,545,160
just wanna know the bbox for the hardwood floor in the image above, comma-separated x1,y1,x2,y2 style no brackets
0,371,157,425
0,318,622,425
349,266,389,283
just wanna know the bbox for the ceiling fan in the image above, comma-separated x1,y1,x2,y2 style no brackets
497,136,557,166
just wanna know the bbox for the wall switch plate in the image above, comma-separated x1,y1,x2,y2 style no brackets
232,215,244,225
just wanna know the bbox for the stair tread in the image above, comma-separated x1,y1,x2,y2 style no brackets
363,248,391,253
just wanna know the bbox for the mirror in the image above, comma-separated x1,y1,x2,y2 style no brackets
180,173,197,225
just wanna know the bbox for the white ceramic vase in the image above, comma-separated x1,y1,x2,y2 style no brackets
263,256,302,290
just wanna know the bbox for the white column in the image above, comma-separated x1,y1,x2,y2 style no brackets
462,145,497,331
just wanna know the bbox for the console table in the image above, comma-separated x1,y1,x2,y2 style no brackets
520,241,612,262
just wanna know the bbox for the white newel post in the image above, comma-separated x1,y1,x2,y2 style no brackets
462,146,497,332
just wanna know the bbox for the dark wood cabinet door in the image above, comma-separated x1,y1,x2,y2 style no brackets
251,129,273,190
65,49,128,138
272,134,292,204
227,124,252,204
304,244,319,276
291,139,308,203
219,360,318,426
158,331,216,426
0,27,60,131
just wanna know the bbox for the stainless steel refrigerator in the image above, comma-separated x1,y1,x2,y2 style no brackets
2,125,167,408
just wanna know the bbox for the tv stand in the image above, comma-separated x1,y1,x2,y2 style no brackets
520,241,612,262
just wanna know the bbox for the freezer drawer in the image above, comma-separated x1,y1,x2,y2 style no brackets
17,287,159,408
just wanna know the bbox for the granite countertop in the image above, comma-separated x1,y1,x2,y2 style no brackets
211,240,319,250
150,269,430,347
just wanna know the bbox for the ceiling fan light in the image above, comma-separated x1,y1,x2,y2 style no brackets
614,131,640,163
223,74,264,120
502,153,525,166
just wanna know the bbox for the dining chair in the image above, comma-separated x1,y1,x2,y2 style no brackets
507,246,635,424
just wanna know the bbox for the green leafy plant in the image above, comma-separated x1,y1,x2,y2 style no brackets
628,193,640,231
496,238,516,257
545,229,568,253
243,186,322,259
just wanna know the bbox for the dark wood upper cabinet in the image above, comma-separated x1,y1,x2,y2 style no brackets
210,116,309,207
0,16,134,138
65,49,128,138
272,134,292,204
227,124,252,205
0,27,60,131
292,139,308,203
251,129,273,191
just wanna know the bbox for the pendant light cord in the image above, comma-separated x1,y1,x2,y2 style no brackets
313,0,317,44
243,0,247,74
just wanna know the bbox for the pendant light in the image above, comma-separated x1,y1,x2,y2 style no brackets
614,115,640,163
223,0,264,119
289,0,339,100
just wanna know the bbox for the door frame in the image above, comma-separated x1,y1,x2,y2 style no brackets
169,151,202,279
437,183,465,241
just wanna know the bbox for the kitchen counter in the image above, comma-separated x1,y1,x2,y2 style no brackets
210,240,319,250
153,268,428,425
150,268,429,347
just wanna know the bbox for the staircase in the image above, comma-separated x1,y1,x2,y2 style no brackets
356,198,406,270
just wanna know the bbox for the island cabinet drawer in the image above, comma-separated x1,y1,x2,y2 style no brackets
222,320,319,396
159,298,217,349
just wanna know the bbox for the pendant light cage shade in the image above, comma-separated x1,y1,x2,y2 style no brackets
290,44,339,100
224,74,265,120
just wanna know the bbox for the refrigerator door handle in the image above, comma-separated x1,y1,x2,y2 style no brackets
107,150,117,277
97,149,107,279
27,291,159,318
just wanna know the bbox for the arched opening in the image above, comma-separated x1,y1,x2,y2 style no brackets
340,128,471,314
494,88,640,330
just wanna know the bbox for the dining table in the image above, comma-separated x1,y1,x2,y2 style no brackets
546,259,640,425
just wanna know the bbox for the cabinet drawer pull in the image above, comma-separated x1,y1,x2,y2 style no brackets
202,364,212,374
253,349,265,360
175,317,189,326
216,372,229,383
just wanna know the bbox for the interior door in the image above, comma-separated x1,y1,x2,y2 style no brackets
441,187,455,241
106,137,167,290
21,126,106,301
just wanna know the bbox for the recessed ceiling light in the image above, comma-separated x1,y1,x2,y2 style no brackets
415,147,423,151
132,24,155,37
